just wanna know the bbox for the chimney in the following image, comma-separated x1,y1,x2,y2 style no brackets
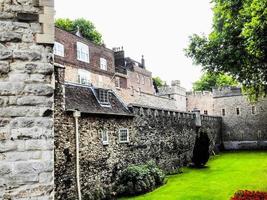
113,46,125,68
75,26,82,37
141,55,145,69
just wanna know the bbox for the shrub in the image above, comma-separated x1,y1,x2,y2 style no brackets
231,190,267,200
192,130,210,167
116,161,165,196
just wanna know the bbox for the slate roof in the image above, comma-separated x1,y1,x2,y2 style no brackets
64,83,134,116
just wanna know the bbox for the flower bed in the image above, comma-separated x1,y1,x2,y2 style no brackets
231,190,267,200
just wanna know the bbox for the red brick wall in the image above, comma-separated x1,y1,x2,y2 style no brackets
55,28,115,77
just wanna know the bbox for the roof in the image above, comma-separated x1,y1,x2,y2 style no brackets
64,83,134,117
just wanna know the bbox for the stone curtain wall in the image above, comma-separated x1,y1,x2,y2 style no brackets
54,73,222,199
214,95,267,149
0,0,54,199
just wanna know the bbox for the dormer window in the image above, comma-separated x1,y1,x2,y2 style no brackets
98,89,109,104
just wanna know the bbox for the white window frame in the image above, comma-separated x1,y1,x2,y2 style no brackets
77,42,89,63
100,58,107,71
98,89,109,104
78,69,90,85
100,130,109,145
119,128,129,143
54,42,64,57
115,77,120,88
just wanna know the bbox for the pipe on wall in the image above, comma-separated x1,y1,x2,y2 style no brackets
73,110,82,200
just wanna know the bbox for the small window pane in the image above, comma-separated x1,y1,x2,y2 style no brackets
78,69,90,85
100,58,107,70
251,106,256,115
101,130,109,145
77,42,89,63
222,109,225,116
236,108,240,115
119,129,129,143
54,42,64,57
99,89,109,104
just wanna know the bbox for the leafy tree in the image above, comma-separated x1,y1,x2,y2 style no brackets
152,77,166,88
193,72,238,91
185,0,267,100
55,18,103,45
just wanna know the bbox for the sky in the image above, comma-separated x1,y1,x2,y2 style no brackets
55,0,214,90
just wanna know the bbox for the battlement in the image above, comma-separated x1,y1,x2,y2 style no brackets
186,91,213,96
212,86,242,98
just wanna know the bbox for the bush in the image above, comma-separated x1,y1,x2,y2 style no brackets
192,130,210,167
116,162,165,196
231,190,267,200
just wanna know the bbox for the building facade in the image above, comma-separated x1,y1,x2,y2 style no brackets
187,86,267,149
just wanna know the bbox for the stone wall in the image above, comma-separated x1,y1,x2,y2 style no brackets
0,0,54,199
54,71,222,199
213,94,267,149
186,91,214,114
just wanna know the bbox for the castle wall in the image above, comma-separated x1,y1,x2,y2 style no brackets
54,71,222,199
186,91,214,115
214,95,267,149
0,0,55,199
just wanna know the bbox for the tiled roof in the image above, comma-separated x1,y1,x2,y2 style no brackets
64,83,134,116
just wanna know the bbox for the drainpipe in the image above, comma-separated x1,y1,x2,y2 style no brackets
73,110,82,200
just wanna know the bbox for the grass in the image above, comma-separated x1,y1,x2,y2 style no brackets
120,151,267,200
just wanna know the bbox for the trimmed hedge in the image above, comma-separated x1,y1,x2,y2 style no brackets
192,130,210,167
231,190,267,200
116,162,165,196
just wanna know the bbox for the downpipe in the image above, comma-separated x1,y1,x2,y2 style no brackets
73,110,82,200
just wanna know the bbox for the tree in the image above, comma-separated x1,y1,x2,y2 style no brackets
193,72,238,91
185,0,267,100
152,77,165,88
55,18,103,45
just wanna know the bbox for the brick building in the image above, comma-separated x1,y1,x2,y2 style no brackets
54,27,116,89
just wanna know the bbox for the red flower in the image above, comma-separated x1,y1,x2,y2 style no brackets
231,190,267,200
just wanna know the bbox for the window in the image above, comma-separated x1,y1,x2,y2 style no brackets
251,106,256,115
100,130,109,145
98,89,109,104
54,42,64,57
115,77,120,88
141,75,145,85
136,73,140,83
119,128,129,143
222,109,225,116
77,42,89,63
236,107,240,115
131,86,134,96
78,69,90,85
100,58,107,70
204,110,208,115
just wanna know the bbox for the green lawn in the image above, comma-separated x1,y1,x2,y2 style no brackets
120,151,267,200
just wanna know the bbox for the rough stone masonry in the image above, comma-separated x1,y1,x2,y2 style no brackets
0,0,55,199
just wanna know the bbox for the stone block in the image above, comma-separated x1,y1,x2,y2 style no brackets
25,139,53,151
0,32,22,42
17,96,53,106
0,61,9,74
0,141,17,153
39,172,53,183
26,74,49,83
0,106,47,117
24,84,53,96
8,72,29,82
13,50,42,61
0,163,12,175
3,151,41,161
0,82,24,95
10,127,53,139
0,49,12,60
